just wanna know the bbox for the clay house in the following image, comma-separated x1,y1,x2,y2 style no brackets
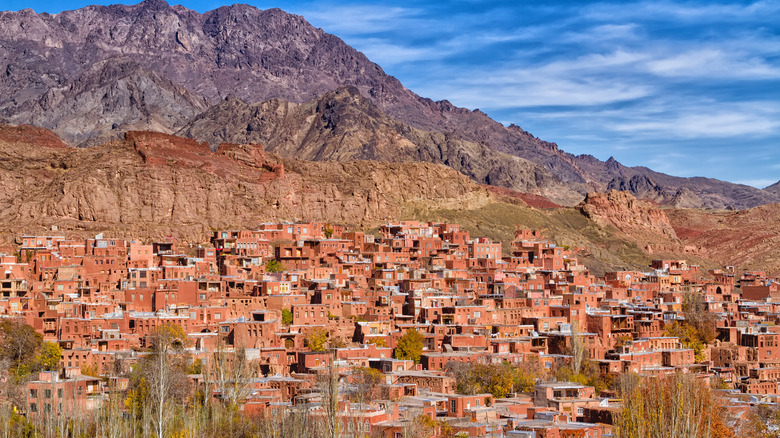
26,370,101,418
533,382,598,421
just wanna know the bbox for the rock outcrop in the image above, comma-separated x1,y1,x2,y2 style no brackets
578,191,685,255
579,191,677,239
0,126,491,242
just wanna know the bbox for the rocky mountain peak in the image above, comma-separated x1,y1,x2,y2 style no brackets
138,0,170,11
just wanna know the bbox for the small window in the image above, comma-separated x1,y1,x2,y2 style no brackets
44,389,52,399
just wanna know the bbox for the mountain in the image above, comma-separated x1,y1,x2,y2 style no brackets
177,87,583,203
765,181,780,197
1,0,778,209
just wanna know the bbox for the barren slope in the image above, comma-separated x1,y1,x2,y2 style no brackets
667,205,780,275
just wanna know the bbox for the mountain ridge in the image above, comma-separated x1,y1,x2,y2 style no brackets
0,0,777,209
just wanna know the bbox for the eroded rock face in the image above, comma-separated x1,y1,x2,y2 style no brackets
1,2,777,209
0,126,491,242
579,190,679,240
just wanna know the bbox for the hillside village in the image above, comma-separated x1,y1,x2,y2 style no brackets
1,221,779,437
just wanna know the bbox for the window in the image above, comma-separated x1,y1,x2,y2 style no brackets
450,400,456,412
44,389,52,399
29,403,37,413
57,389,63,398
30,389,37,398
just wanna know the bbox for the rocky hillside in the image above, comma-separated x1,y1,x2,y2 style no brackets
177,86,582,204
1,0,777,209
765,180,780,197
0,125,491,242
667,205,780,275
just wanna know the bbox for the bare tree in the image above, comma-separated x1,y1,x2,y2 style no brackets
615,373,716,438
318,351,340,438
143,324,190,438
570,321,586,375
211,340,254,410
257,405,326,438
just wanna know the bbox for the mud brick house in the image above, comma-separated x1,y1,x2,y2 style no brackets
533,382,599,422
25,370,102,418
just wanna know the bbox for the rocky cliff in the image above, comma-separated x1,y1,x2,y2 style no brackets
0,125,491,242
578,191,686,255
1,0,777,209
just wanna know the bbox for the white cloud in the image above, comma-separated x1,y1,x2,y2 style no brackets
646,48,780,80
301,4,424,35
613,109,780,138
582,0,780,23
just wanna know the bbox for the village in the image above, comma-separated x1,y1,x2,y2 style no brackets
1,221,779,437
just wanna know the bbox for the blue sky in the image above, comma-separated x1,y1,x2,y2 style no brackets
6,0,780,188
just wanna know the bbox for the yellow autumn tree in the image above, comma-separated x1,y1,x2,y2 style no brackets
306,327,329,352
615,373,718,438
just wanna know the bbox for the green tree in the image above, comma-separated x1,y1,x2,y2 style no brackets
281,308,293,325
324,226,334,239
394,329,424,363
265,259,285,273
